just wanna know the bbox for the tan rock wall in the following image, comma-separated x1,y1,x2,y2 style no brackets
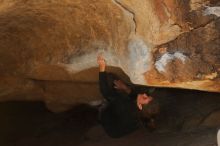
0,0,219,111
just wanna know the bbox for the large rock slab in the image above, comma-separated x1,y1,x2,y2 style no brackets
0,0,219,111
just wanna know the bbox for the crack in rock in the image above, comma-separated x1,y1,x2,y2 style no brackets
113,0,137,34
158,17,219,47
192,17,219,30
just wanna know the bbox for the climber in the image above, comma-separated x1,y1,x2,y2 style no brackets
97,54,158,138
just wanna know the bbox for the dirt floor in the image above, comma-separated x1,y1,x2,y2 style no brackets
0,88,220,146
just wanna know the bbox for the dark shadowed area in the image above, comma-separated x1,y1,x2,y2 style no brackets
0,88,219,146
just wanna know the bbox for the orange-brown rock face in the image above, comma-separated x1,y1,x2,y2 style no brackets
145,0,220,92
0,0,219,111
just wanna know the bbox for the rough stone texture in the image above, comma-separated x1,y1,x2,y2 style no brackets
146,18,220,92
0,0,219,111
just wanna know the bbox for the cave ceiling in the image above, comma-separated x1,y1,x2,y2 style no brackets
0,0,219,111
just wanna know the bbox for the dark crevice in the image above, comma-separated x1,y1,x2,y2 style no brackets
171,22,184,31
161,0,184,31
156,17,219,47
113,0,137,34
192,17,219,30
29,78,98,84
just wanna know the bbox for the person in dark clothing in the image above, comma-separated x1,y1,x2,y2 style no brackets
97,54,155,138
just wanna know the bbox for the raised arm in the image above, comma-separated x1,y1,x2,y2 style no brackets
97,54,106,72
97,54,116,101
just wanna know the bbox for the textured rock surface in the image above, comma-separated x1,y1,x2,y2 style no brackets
0,0,219,111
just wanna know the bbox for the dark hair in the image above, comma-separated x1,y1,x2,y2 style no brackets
139,99,160,129
132,85,156,97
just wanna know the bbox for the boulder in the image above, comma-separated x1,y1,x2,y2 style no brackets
0,0,219,111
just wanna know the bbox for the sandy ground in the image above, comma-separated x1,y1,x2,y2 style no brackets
0,89,220,146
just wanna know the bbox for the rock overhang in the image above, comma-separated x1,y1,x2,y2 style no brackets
0,0,219,112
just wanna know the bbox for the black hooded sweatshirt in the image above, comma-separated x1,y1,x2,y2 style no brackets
99,72,141,138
